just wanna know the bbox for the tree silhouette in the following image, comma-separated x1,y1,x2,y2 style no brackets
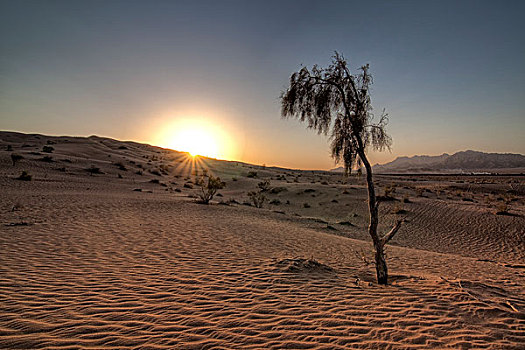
281,52,402,285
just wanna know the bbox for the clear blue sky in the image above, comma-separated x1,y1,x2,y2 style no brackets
1,0,524,169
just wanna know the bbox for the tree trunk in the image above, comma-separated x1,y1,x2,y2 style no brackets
357,145,389,285
375,244,388,285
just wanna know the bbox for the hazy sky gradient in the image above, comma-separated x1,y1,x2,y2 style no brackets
1,0,524,169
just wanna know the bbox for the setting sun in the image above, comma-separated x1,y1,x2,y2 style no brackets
170,126,219,158
155,117,237,160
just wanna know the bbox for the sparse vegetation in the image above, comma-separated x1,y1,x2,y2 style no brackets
247,171,258,178
16,171,32,181
248,191,266,208
258,180,271,192
195,174,226,204
114,162,127,171
10,153,23,166
39,155,53,162
42,145,54,153
86,165,103,175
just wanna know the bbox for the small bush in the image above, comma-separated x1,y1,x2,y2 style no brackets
248,191,266,208
269,199,281,205
247,171,258,178
86,165,103,175
136,170,143,175
39,156,53,162
183,183,193,189
17,171,32,181
7,145,13,151
196,174,226,204
303,202,311,208
269,186,287,194
42,145,54,153
118,145,128,150
114,162,127,171
149,179,160,184
258,180,271,192
10,153,23,166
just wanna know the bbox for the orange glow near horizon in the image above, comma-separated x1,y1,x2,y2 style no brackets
154,116,237,160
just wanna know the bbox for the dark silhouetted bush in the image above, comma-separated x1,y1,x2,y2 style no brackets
42,145,54,153
11,154,23,166
17,171,32,181
196,174,225,204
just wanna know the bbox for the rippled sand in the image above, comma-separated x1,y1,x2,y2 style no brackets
1,132,524,349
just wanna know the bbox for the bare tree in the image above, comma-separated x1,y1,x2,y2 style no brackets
280,52,402,285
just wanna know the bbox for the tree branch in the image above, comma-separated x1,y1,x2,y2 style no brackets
380,220,403,247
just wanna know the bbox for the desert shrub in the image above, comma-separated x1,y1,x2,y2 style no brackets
42,145,54,153
384,185,396,198
10,153,23,166
117,173,123,179
232,177,238,181
7,145,13,151
86,165,103,175
331,199,338,203
248,191,266,208
39,156,53,162
196,174,226,204
118,145,128,149
149,179,160,184
269,199,281,205
258,180,271,192
17,171,32,181
269,186,287,194
150,169,162,176
246,171,258,178
183,183,193,189
114,162,127,171
495,202,511,215
46,140,55,145
402,195,411,203
136,170,143,175
303,202,311,208
392,203,407,215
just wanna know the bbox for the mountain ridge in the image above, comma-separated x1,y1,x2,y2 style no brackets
331,150,525,173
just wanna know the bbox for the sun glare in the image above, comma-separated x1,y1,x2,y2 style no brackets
156,117,235,160
172,127,218,158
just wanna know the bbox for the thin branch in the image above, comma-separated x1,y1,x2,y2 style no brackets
380,220,403,246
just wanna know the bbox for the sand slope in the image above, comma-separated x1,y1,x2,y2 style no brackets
1,132,524,349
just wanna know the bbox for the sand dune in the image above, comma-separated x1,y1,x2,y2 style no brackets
1,132,524,349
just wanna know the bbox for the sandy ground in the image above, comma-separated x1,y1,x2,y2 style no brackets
1,131,524,349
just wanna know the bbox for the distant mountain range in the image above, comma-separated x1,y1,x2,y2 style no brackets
332,150,525,173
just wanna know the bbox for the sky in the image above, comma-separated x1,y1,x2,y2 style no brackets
1,0,524,170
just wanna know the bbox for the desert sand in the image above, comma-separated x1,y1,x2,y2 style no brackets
1,131,524,349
